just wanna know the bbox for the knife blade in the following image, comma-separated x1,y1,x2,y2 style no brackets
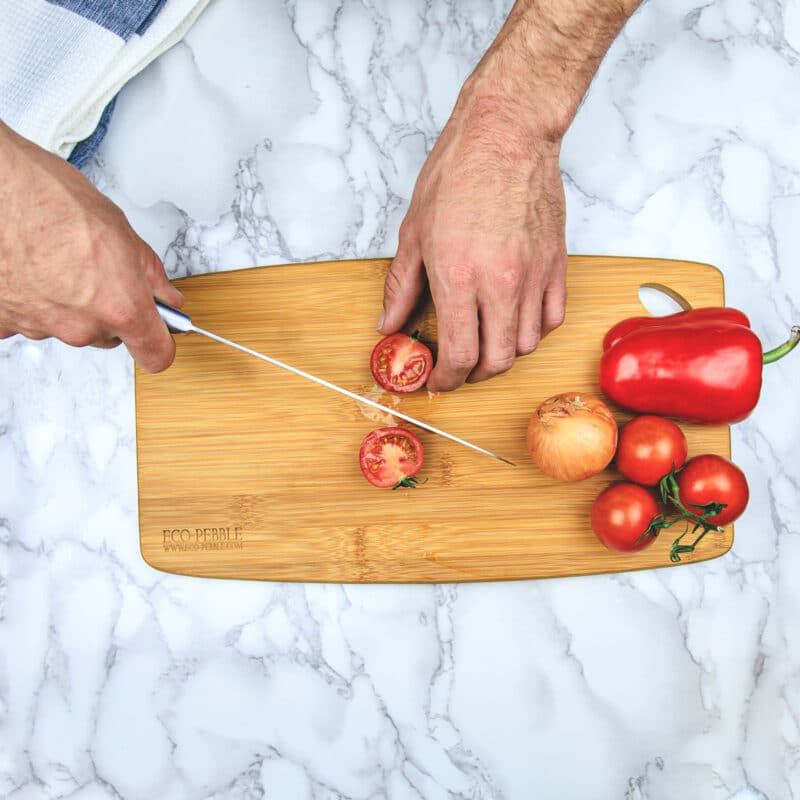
155,299,515,466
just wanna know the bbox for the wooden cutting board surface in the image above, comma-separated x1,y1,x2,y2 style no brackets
135,256,733,583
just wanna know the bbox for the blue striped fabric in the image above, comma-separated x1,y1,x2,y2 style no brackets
68,97,117,168
46,0,169,40
2,0,208,167
44,0,169,164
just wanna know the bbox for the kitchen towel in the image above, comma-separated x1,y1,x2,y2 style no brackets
0,0,211,167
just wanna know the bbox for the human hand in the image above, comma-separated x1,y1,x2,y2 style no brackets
379,0,641,392
0,121,184,372
380,92,567,392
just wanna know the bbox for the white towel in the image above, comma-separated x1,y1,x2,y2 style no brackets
0,0,210,165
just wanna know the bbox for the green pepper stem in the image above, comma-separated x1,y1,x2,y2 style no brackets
763,325,800,365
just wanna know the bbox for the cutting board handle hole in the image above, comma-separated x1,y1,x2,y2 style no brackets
638,283,692,316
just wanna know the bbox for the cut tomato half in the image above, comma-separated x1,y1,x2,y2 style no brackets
370,332,433,393
358,426,425,489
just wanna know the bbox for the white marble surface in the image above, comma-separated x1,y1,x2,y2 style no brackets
2,0,800,797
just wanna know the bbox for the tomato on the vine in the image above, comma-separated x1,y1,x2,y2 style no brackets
675,454,749,526
615,415,688,486
358,427,425,489
370,333,433,392
591,482,660,552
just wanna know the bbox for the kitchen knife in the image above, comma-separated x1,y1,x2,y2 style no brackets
155,299,515,466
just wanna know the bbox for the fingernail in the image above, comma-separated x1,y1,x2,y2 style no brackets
377,310,385,331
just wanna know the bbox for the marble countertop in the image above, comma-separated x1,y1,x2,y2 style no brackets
2,1,799,798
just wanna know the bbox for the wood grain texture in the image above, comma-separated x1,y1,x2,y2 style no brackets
135,256,732,583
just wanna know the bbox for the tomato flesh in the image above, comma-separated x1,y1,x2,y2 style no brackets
616,415,688,486
591,482,659,552
675,455,749,526
359,426,425,488
370,333,433,393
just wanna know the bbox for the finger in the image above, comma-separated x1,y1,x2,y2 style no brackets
0,327,16,340
516,283,543,355
120,300,178,373
468,294,519,383
91,337,122,350
141,247,184,309
426,272,479,392
541,267,567,338
15,326,49,342
380,227,424,334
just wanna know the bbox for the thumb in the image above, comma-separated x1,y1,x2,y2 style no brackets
380,237,424,334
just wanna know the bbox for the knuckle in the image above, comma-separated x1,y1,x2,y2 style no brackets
448,348,479,372
495,265,524,295
447,263,478,294
517,333,541,356
104,299,139,332
397,217,414,242
60,325,96,348
138,342,175,374
486,352,516,375
429,373,461,392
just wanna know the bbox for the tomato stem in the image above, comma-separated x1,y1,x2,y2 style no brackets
392,475,428,490
658,468,726,562
635,513,682,545
669,524,712,562
762,325,800,365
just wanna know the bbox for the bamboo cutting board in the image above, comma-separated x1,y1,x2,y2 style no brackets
135,256,733,583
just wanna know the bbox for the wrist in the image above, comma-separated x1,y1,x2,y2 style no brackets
459,0,640,141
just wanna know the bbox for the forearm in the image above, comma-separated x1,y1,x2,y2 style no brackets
461,0,644,140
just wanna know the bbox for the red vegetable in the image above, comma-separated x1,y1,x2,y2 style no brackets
371,332,433,393
674,454,749,527
599,316,800,424
591,483,660,552
359,427,424,489
602,307,750,351
616,415,688,486
658,455,749,561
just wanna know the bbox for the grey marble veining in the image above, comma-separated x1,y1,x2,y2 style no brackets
2,1,800,798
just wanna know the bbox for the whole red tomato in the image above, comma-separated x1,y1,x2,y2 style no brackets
371,333,433,392
675,454,749,526
591,482,660,552
616,415,688,486
359,427,425,489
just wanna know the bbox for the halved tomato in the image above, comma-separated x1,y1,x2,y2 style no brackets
359,426,425,489
370,332,433,393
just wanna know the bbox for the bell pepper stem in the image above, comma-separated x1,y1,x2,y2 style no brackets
763,325,800,365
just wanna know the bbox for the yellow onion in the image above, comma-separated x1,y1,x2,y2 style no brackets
526,393,618,481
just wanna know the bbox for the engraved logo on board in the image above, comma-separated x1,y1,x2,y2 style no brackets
161,526,244,553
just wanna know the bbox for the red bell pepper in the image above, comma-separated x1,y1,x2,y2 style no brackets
602,306,751,351
599,312,800,424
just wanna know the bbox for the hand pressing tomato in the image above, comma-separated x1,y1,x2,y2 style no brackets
674,454,749,526
615,415,688,486
359,427,425,489
591,482,660,552
371,333,433,393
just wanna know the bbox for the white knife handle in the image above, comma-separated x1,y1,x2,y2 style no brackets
156,299,193,334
